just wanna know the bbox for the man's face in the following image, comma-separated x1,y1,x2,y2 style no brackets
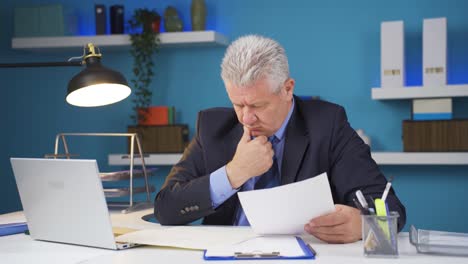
225,77,295,137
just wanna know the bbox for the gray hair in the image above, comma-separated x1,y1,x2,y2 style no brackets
220,35,290,93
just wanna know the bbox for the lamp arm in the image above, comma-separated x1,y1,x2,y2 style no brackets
0,61,82,68
0,42,130,107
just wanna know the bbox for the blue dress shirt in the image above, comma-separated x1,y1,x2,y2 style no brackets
209,99,295,225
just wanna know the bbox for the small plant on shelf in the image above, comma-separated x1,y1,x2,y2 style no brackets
128,8,161,124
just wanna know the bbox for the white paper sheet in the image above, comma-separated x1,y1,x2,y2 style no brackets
115,225,256,250
0,211,26,225
238,172,335,235
205,236,306,257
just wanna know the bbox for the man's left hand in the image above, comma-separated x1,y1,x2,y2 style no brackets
304,204,362,244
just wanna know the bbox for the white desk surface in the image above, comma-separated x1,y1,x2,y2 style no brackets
1,210,467,264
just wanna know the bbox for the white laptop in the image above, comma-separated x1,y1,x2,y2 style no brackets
10,158,139,250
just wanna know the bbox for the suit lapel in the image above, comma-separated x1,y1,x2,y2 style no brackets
223,122,243,164
281,103,309,185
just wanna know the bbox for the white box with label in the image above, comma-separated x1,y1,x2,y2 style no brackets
381,21,404,88
423,17,447,87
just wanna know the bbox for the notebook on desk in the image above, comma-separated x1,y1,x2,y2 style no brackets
10,158,139,250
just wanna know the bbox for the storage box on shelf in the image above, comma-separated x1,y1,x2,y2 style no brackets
402,119,468,152
127,125,189,154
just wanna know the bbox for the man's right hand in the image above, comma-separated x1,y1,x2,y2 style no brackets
226,126,274,189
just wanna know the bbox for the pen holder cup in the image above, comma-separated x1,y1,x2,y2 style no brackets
362,212,399,258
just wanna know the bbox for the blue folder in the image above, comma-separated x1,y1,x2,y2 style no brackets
203,236,315,260
0,222,28,237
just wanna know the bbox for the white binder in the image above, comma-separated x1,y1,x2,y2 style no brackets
381,20,404,88
423,17,447,87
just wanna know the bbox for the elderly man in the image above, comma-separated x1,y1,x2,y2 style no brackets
155,34,406,244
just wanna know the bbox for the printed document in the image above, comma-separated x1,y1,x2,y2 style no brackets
116,225,256,250
238,172,335,235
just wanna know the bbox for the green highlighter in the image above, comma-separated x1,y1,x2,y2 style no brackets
374,198,391,239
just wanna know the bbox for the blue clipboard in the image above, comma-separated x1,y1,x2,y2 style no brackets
0,222,28,237
203,237,315,260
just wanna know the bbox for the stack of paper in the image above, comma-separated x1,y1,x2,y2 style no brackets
0,211,28,237
117,172,334,255
116,226,256,250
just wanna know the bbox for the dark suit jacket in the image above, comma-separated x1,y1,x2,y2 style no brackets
155,97,406,231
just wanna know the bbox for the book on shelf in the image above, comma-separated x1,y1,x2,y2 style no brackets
412,98,452,120
138,106,176,125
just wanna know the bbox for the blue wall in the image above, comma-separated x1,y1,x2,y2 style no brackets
1,0,467,232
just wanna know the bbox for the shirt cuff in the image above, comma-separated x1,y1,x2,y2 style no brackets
209,166,239,208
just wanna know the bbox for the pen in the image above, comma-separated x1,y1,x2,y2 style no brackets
353,197,370,215
366,196,376,214
381,177,393,202
355,191,376,214
356,190,369,210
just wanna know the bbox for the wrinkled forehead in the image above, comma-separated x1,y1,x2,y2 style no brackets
224,74,280,90
226,79,278,106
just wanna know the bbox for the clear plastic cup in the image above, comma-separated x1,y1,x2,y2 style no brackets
362,212,399,258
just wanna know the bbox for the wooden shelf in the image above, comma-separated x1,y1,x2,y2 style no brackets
12,31,229,51
108,153,183,166
371,85,468,100
371,152,468,165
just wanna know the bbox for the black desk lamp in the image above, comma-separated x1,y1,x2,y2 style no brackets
0,43,131,107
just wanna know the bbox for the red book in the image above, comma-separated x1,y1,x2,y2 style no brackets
139,106,169,125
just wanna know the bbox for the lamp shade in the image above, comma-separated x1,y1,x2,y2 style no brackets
66,55,131,107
